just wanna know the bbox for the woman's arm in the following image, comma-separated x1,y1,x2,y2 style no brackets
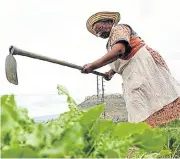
81,42,126,73
92,43,126,69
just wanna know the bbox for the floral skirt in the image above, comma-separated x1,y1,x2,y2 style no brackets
144,97,180,127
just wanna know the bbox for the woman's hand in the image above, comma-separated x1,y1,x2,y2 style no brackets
81,63,96,73
104,69,116,81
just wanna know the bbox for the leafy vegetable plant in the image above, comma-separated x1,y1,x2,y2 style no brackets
1,85,179,158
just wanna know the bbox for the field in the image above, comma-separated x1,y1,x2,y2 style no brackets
1,85,180,158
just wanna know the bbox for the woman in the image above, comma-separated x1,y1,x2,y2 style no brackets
81,11,180,127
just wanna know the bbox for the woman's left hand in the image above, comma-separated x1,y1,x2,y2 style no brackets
81,63,95,73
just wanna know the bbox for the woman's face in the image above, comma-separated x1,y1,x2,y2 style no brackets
93,21,112,39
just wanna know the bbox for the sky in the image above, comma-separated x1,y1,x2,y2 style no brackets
0,0,180,117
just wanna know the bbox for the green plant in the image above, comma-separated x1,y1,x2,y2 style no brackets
0,85,179,158
159,120,180,158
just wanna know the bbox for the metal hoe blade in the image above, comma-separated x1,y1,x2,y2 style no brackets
5,54,18,85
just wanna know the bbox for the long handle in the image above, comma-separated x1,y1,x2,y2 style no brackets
9,46,106,77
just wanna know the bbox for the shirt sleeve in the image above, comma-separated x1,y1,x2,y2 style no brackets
109,24,131,47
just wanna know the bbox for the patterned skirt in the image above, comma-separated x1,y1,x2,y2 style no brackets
144,46,180,127
144,97,180,127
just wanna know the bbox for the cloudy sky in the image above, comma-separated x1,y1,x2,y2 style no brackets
0,0,180,117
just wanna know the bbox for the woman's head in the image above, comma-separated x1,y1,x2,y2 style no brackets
92,19,114,38
86,11,120,38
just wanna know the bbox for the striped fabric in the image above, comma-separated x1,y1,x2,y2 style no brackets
124,35,145,60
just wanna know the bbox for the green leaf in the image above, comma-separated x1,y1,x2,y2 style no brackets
158,149,172,157
91,119,115,138
113,122,149,139
40,122,85,157
133,129,165,152
80,104,105,126
2,147,39,158
57,85,78,110
57,85,69,95
143,152,159,158
104,150,119,158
